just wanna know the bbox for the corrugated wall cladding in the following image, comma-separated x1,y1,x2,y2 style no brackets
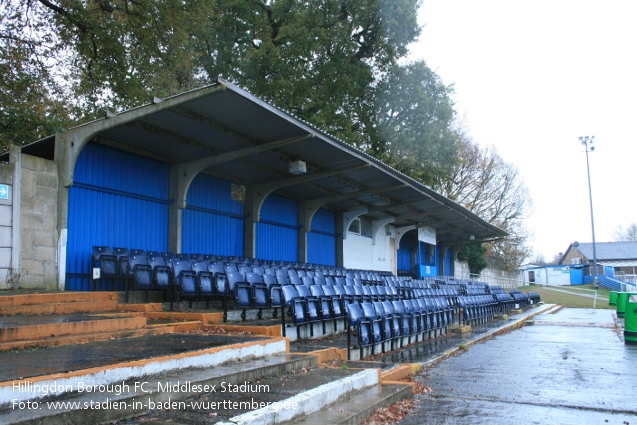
308,208,336,266
260,194,298,226
397,234,411,271
181,173,244,256
310,208,336,233
182,209,243,257
308,233,336,266
443,245,452,276
66,143,169,291
73,142,169,199
185,173,243,214
256,194,299,261
256,222,298,262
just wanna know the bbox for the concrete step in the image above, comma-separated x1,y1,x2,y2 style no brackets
0,323,174,351
0,344,307,425
0,313,147,345
0,300,120,316
0,292,117,307
289,383,413,425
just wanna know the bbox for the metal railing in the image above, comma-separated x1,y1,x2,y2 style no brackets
468,273,527,289
613,272,637,285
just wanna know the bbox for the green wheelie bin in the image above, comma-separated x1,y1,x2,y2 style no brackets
624,293,637,344
617,292,629,318
609,291,618,306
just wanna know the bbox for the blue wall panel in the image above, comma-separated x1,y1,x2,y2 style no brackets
257,194,298,262
307,232,336,266
260,194,298,226
443,245,452,276
256,222,298,262
185,173,243,214
397,233,411,271
308,209,336,266
182,209,243,257
66,143,169,291
182,174,244,256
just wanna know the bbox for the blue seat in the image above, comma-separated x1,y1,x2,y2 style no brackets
148,256,171,294
92,246,117,291
391,300,414,338
381,301,402,341
112,247,131,290
360,302,383,345
295,285,321,332
191,261,214,308
280,285,307,326
345,303,377,359
171,260,197,309
263,274,282,309
321,285,344,318
161,251,176,261
130,255,153,294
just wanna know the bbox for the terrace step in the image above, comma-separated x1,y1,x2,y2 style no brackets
0,314,147,345
0,300,120,316
0,338,301,425
0,292,117,307
290,383,413,425
0,324,174,351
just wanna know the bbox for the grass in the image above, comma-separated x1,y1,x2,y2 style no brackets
518,284,614,309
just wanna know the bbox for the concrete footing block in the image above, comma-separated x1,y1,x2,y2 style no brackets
218,369,379,425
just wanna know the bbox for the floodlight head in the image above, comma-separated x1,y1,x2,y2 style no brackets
590,146,595,151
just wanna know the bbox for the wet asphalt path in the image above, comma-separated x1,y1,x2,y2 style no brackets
399,308,637,425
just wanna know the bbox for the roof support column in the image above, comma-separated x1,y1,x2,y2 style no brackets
243,186,258,259
342,208,368,240
168,165,183,253
298,201,308,264
335,211,344,267
395,225,416,248
371,218,395,246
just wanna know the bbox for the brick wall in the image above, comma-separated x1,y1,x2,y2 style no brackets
561,248,586,266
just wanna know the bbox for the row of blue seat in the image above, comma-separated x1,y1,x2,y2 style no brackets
345,299,454,358
91,246,393,282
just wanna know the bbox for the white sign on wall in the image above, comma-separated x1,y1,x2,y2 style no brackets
0,184,8,200
418,226,436,245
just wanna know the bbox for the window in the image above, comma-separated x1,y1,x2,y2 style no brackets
348,218,361,235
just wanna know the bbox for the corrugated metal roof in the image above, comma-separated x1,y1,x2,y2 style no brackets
17,79,508,244
576,242,637,261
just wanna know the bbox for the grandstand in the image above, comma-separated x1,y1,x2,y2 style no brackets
0,80,541,424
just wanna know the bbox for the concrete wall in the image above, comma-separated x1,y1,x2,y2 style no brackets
454,260,521,287
342,232,393,272
0,162,14,289
19,154,59,289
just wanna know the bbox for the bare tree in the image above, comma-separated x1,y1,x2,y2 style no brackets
614,223,637,242
435,134,532,272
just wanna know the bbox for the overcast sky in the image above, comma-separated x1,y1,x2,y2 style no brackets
409,0,637,261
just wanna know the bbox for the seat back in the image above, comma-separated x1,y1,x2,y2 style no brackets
131,255,152,290
172,260,197,295
346,303,365,326
226,271,246,293
93,246,118,278
148,256,170,290
245,272,263,285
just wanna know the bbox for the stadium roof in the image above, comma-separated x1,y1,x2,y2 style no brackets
2,79,507,245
